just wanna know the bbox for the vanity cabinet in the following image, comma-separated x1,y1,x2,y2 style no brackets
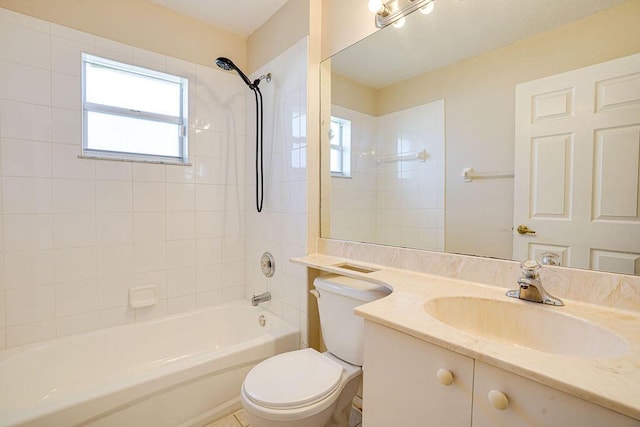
472,361,639,427
363,321,474,427
363,321,639,427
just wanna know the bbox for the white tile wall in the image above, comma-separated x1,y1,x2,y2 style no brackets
0,8,255,348
244,38,309,348
330,106,377,243
330,101,445,251
376,101,445,250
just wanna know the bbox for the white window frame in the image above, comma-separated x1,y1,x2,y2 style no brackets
81,53,189,164
330,116,351,178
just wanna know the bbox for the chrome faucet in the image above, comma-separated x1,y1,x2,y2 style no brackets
506,260,564,306
251,291,271,306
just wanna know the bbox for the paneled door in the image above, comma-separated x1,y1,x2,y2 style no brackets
513,53,640,274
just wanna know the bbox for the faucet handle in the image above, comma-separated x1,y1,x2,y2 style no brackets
520,259,541,277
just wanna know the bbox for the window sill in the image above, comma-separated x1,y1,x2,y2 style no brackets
77,155,192,166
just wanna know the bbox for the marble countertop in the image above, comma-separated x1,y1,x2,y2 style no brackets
292,254,640,420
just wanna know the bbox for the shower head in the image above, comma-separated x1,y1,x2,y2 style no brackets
214,57,233,71
215,57,253,88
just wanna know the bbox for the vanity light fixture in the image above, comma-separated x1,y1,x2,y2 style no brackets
392,16,407,28
420,0,435,14
372,0,436,28
368,0,386,13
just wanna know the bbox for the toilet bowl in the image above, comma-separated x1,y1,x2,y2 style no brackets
240,274,391,427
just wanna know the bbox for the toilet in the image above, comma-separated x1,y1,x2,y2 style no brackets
240,274,391,427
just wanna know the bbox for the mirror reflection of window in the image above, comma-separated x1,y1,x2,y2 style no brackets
330,116,351,177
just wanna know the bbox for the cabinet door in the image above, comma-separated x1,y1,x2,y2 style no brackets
472,361,640,427
363,321,474,427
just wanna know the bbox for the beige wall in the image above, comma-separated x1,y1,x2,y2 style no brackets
378,0,640,114
0,0,247,69
247,0,309,74
331,73,377,116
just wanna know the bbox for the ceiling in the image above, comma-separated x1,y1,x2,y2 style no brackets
149,0,289,37
331,0,629,89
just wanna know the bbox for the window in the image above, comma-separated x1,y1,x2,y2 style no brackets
82,54,188,163
329,116,351,177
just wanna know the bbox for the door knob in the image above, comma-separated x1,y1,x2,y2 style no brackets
516,225,536,235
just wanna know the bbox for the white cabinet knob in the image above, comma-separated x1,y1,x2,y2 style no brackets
488,390,509,410
437,369,454,385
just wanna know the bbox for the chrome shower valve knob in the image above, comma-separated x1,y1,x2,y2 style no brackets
260,252,275,277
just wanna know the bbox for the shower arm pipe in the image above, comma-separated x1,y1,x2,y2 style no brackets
253,73,272,88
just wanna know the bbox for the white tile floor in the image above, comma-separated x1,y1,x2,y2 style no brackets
206,410,250,427
207,408,363,427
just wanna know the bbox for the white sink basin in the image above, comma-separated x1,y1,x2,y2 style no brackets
424,296,628,358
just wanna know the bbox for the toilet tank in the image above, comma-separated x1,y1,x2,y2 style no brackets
313,274,391,366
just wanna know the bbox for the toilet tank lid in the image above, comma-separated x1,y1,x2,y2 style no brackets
314,274,391,302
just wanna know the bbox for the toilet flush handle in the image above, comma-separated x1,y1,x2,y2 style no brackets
310,290,320,299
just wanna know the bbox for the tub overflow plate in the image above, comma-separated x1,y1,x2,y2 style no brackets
261,252,275,277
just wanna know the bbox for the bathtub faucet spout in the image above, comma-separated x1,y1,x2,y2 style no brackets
251,291,271,306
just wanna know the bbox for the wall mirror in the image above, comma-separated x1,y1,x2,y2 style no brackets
320,0,640,275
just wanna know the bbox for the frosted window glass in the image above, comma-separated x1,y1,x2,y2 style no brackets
330,149,342,173
87,112,180,157
330,116,351,177
85,63,181,117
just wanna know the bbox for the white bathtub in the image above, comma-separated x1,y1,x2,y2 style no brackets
0,300,299,427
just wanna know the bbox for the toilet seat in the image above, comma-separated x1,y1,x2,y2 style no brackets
243,349,344,410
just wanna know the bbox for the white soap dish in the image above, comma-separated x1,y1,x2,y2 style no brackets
129,285,158,308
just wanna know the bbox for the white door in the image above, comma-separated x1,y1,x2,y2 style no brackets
513,53,640,274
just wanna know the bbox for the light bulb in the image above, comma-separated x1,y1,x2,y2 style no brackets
368,0,384,13
420,1,435,14
392,16,406,28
